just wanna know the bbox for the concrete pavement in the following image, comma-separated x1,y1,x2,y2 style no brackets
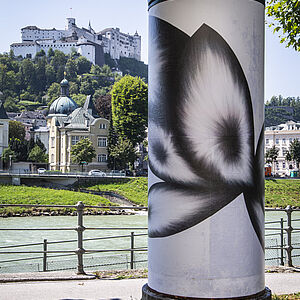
0,272,299,299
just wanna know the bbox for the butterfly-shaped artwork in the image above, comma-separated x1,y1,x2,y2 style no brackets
148,16,264,248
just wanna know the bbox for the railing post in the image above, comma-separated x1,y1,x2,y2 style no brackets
76,201,85,274
285,205,293,267
280,218,284,266
130,232,134,270
43,239,47,272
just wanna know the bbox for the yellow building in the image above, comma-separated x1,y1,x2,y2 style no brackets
47,79,109,172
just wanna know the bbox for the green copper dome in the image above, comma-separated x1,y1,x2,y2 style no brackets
48,79,78,116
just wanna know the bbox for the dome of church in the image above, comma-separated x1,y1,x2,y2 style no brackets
48,79,78,116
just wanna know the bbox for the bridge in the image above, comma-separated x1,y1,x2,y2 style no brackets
0,172,129,187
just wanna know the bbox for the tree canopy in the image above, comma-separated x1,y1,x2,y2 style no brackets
108,137,137,170
9,120,25,140
267,0,300,51
70,138,96,167
0,50,146,113
28,145,47,163
111,75,148,147
265,145,279,164
289,139,300,167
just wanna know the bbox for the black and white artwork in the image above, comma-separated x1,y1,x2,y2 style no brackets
148,16,264,247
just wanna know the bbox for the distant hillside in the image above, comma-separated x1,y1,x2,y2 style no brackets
0,50,148,113
104,54,148,82
265,96,300,127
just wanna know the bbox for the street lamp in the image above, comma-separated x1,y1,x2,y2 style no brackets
9,155,12,172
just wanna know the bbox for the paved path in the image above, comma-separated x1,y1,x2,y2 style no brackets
0,273,299,300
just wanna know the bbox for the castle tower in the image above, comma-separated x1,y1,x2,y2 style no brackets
67,18,76,31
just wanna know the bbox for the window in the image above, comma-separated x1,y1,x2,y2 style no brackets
282,148,288,156
51,137,55,148
266,139,269,144
276,138,279,144
283,162,286,169
71,136,80,145
98,137,107,147
282,138,286,144
51,154,54,163
289,138,293,143
276,162,279,169
98,154,107,163
99,123,106,129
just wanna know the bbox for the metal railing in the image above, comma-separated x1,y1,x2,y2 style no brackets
0,170,126,177
0,204,299,274
0,202,147,274
265,206,300,267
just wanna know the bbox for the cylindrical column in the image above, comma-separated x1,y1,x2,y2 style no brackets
76,201,85,275
43,239,47,272
145,0,269,299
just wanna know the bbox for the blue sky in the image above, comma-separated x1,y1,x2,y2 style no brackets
0,0,299,101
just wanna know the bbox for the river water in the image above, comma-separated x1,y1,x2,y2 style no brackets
0,211,299,273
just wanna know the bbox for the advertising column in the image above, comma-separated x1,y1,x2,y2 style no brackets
144,0,270,299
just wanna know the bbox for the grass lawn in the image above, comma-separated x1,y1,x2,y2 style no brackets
1,177,299,214
0,185,114,215
265,179,300,208
85,177,148,206
272,293,300,299
85,177,300,208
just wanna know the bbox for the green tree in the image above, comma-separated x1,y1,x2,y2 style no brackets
109,137,137,170
51,50,67,82
9,121,25,140
65,58,78,81
9,138,28,161
267,0,300,51
289,139,300,168
79,78,95,95
71,93,87,107
111,75,148,147
45,65,56,87
265,145,279,174
28,145,47,162
70,138,96,170
4,96,19,112
76,56,91,74
94,94,111,119
2,147,16,165
47,48,54,59
47,82,60,104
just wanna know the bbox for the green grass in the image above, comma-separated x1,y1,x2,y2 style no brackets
272,293,300,299
0,185,114,215
85,177,148,206
1,177,300,215
265,179,300,208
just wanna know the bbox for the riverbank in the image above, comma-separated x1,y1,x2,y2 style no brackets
1,178,300,217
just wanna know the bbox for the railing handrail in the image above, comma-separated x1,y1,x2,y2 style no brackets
0,203,299,273
0,203,147,210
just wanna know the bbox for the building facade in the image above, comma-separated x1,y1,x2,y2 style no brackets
0,101,9,158
47,79,109,172
11,18,141,64
265,121,300,176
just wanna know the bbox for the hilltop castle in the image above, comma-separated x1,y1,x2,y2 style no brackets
10,18,141,66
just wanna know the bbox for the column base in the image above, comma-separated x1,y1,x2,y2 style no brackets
142,284,272,300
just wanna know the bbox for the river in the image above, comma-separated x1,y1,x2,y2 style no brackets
0,211,299,273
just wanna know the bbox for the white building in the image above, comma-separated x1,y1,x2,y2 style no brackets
11,18,141,64
265,121,300,176
0,101,9,158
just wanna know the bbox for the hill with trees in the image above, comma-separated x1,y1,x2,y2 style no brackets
0,49,148,115
265,95,300,127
